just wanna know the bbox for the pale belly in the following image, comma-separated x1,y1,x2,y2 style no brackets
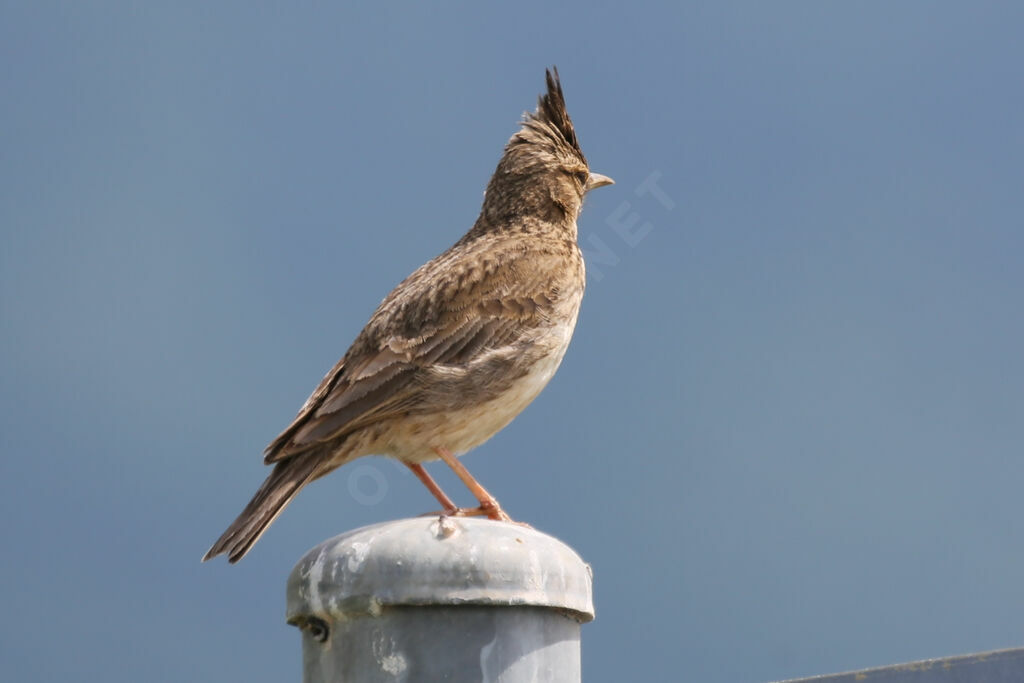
379,317,577,464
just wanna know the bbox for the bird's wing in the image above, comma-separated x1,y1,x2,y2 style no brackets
263,240,578,464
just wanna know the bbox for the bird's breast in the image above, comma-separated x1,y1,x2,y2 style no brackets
381,306,581,464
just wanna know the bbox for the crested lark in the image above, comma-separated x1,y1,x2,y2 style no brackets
204,68,612,563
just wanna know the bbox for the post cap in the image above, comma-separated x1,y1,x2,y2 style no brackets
286,516,594,624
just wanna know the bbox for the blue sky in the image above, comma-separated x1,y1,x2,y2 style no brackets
2,3,1023,681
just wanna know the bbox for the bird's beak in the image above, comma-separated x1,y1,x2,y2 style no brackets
585,172,615,192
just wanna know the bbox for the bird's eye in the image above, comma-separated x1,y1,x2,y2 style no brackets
574,171,589,186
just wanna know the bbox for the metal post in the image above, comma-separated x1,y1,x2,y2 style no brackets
286,517,594,682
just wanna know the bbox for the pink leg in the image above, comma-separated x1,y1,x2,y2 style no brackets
406,463,459,515
433,447,512,522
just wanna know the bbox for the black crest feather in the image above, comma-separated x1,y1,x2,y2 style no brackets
535,67,582,157
511,67,586,165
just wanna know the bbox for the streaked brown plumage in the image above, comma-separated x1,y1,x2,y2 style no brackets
204,68,613,563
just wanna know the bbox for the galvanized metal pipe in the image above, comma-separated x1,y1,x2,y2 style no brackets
287,517,594,682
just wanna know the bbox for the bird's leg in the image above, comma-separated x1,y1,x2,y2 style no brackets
407,462,503,519
432,447,512,522
405,463,460,515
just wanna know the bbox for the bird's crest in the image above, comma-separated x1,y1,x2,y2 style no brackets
510,67,587,165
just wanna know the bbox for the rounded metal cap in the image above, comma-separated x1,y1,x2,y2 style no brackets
287,517,594,623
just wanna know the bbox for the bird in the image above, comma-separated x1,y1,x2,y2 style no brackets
204,67,613,563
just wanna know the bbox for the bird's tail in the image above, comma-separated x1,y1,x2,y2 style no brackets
203,455,321,563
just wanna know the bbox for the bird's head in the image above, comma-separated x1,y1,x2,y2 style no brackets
479,68,613,230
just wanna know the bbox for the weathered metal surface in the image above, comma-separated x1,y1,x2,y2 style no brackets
287,516,594,682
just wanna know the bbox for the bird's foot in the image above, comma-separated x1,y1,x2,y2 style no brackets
469,499,533,527
419,506,487,518
420,503,525,525
474,499,514,523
